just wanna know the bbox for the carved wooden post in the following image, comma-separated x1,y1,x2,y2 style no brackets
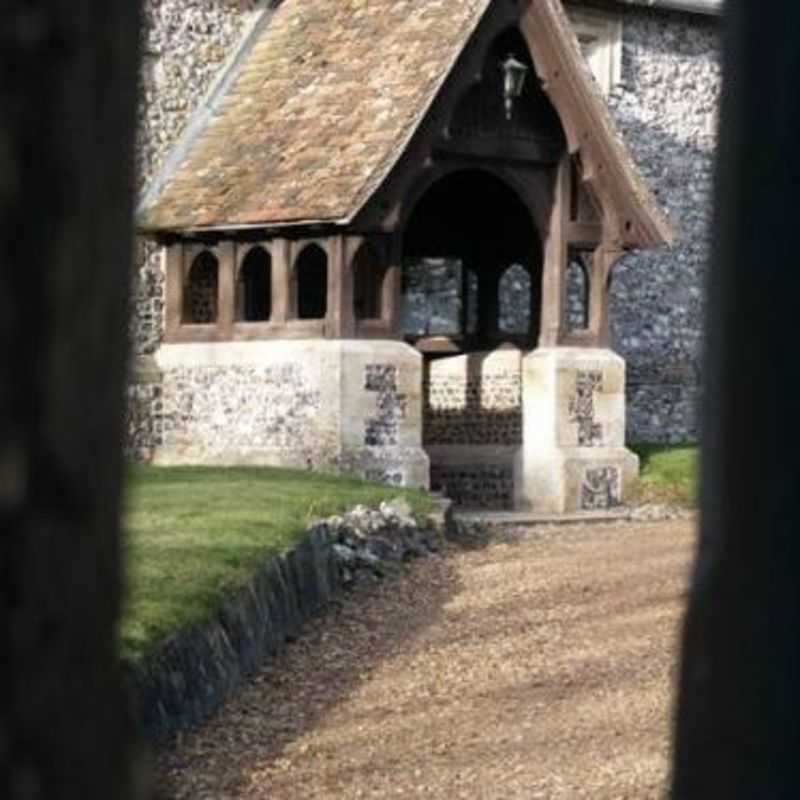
232,243,247,322
539,157,569,347
329,236,355,338
386,232,404,335
271,238,291,324
217,241,236,340
592,243,622,348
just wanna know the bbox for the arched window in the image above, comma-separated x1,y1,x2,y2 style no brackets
402,169,542,348
183,250,218,324
295,244,328,320
353,242,385,321
566,248,591,331
237,246,272,322
498,263,532,334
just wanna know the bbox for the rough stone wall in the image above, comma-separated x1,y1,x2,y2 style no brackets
125,380,164,463
138,341,430,485
498,264,531,334
423,362,522,446
606,6,720,443
133,0,259,356
402,259,465,337
154,363,333,467
429,463,515,510
566,256,590,331
424,350,522,509
424,352,523,447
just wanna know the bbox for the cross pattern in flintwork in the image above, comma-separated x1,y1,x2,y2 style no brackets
569,370,604,447
581,466,621,509
364,365,407,447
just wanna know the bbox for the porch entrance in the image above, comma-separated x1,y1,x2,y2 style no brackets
401,169,543,508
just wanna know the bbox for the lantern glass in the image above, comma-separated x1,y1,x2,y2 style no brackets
501,54,529,120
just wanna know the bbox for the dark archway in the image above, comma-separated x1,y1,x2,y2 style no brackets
237,246,272,322
402,169,542,351
295,244,328,320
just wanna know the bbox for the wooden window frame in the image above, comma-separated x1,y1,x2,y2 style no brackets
566,6,623,96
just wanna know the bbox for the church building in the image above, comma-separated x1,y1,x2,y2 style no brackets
133,0,719,512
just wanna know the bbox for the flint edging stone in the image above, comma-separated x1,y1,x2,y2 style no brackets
125,498,450,741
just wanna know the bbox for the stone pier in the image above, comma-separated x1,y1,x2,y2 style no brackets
515,347,639,513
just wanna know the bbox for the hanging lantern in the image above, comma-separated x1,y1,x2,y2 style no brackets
501,54,529,121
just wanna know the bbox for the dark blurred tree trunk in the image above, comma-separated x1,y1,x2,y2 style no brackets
672,2,800,797
0,3,143,798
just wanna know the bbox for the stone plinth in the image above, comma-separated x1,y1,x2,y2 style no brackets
152,340,429,488
514,347,638,513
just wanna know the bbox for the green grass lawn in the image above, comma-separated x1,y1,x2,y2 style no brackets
631,443,699,508
122,466,434,664
122,450,697,662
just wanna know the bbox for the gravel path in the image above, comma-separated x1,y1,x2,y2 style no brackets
154,519,695,799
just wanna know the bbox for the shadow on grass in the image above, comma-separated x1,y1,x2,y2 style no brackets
149,545,468,799
123,465,436,662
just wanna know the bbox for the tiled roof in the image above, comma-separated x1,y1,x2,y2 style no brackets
139,0,674,249
138,0,492,231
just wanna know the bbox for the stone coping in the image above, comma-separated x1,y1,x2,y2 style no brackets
454,504,696,526
154,339,422,369
455,508,631,525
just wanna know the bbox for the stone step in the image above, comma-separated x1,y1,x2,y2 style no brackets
453,505,696,526
453,508,634,526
